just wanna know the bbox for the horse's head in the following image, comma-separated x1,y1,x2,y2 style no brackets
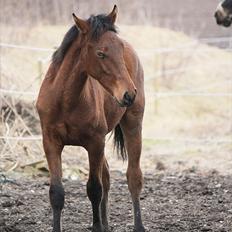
72,6,137,107
215,0,232,27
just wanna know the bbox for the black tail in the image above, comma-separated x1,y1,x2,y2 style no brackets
114,124,127,161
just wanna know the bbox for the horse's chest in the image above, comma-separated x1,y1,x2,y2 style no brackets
60,112,107,146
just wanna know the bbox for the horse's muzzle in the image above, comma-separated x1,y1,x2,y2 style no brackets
218,17,232,27
222,17,232,27
215,11,232,27
121,91,136,107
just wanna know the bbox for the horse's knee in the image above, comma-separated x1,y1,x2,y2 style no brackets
87,176,103,204
49,184,65,210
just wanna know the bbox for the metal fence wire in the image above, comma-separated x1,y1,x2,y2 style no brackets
0,36,232,162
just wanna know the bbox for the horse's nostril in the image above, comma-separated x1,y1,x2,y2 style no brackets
124,92,131,101
123,91,136,107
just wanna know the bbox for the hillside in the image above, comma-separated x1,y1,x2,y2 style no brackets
1,0,231,39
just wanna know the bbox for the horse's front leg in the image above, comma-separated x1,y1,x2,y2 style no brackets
43,134,64,232
101,158,110,231
121,119,145,232
87,140,105,232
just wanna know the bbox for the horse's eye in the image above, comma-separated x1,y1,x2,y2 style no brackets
96,51,106,59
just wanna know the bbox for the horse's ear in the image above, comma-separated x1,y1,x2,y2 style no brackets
107,5,118,24
72,13,88,34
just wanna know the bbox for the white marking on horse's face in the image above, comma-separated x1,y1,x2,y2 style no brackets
216,2,227,17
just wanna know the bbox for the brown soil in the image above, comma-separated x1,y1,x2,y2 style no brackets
1,170,232,232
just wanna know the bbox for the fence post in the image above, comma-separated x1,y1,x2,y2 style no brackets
154,52,162,114
38,59,43,81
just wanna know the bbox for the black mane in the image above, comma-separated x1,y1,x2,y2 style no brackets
52,25,79,64
87,14,117,40
52,14,117,64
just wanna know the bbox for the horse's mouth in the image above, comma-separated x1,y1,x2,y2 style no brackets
222,18,232,27
215,13,232,27
114,97,134,108
217,18,232,27
115,99,132,108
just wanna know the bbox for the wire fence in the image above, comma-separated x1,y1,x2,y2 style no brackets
0,36,232,161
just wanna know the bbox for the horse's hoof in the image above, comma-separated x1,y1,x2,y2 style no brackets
92,223,104,232
92,228,104,232
104,226,110,232
134,225,146,232
103,225,109,232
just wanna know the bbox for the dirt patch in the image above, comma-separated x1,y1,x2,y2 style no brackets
1,170,232,232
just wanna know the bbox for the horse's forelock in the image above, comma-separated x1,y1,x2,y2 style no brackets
87,14,117,41
52,14,117,65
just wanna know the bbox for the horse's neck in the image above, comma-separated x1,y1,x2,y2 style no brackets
59,65,103,128
60,63,89,109
51,38,90,106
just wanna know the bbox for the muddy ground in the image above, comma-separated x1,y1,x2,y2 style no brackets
1,170,232,232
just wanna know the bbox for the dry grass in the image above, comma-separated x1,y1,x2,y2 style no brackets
1,24,232,175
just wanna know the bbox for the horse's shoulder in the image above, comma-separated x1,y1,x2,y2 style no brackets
122,39,138,58
121,39,143,84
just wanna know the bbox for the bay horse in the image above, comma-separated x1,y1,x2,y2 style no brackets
36,5,145,232
215,0,232,27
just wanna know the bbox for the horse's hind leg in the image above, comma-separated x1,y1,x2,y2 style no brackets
87,141,105,232
120,118,145,232
43,135,64,232
101,158,110,231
